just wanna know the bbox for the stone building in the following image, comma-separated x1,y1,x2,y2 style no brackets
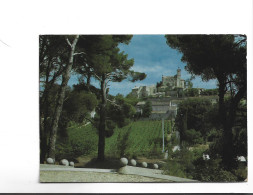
131,85,157,98
131,68,186,99
161,68,185,89
136,98,182,119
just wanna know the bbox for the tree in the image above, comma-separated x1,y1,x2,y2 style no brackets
175,98,213,144
75,35,146,161
201,89,218,96
39,35,70,163
185,88,199,97
63,90,98,123
165,35,246,169
47,35,80,160
185,78,193,89
142,101,152,117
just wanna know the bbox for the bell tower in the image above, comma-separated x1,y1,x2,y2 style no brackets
177,68,181,78
176,68,181,87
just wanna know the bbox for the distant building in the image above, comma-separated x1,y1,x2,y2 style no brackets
161,68,185,89
136,98,183,119
131,85,157,99
131,68,186,99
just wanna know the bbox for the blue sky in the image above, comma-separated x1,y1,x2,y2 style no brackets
69,35,217,96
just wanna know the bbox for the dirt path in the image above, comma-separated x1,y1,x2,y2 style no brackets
40,170,171,183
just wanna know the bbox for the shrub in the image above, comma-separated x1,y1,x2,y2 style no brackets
163,147,195,179
185,129,203,145
162,160,187,178
55,122,98,161
192,158,237,182
233,166,247,181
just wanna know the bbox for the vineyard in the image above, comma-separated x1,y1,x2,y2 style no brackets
105,120,172,158
56,120,173,160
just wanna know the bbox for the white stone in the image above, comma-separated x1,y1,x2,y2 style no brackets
164,150,168,159
141,162,147,168
60,159,69,166
130,159,137,166
203,154,210,160
69,161,75,166
46,158,54,164
153,164,159,169
172,145,180,152
237,156,246,162
120,158,128,166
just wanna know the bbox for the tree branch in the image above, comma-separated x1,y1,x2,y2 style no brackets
107,99,121,108
73,52,86,56
93,73,102,81
83,116,95,125
66,37,72,47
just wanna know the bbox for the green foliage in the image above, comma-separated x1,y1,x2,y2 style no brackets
57,120,171,160
142,101,152,117
163,147,195,179
105,120,171,158
201,88,218,96
184,129,203,145
234,128,247,157
75,35,147,160
192,158,237,182
163,160,188,178
55,123,98,161
165,35,245,82
125,93,139,106
175,98,213,144
156,81,163,88
233,166,247,181
185,79,193,89
165,35,247,170
185,88,199,97
63,91,98,123
163,146,239,182
107,94,136,128
115,126,132,157
170,133,180,145
206,129,222,142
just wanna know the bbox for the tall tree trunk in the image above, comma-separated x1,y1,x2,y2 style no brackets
217,75,233,169
97,75,107,161
40,58,53,163
87,73,91,92
217,73,246,170
48,35,79,160
40,118,47,163
223,85,246,169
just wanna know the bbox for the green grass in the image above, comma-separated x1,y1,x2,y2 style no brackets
56,120,173,160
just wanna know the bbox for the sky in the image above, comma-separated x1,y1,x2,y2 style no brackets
69,35,217,96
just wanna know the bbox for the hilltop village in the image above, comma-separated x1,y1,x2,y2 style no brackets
130,69,218,119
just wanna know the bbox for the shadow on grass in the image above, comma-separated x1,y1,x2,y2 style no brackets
75,157,122,169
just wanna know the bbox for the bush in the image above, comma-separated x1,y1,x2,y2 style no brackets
185,129,203,145
192,158,237,182
233,166,247,181
55,122,98,161
163,147,195,179
162,160,187,178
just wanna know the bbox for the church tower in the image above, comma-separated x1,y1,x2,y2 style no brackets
176,68,181,87
177,68,181,78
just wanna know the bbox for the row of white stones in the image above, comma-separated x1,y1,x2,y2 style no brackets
120,157,159,169
46,158,75,167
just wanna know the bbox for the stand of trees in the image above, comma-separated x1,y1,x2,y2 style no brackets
165,35,247,170
40,35,146,163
